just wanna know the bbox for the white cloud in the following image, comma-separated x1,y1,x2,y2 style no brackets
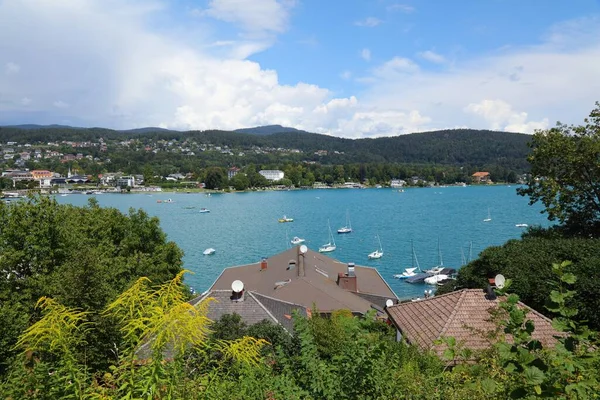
465,99,549,133
196,0,294,34
372,57,419,78
360,48,371,61
355,17,382,27
387,4,415,13
0,1,598,138
417,50,446,64
53,100,69,109
5,62,20,74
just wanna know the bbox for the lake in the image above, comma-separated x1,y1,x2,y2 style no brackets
55,185,548,300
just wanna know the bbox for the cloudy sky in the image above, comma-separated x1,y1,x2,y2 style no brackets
1,0,599,137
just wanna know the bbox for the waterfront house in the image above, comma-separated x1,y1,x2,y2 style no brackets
116,176,135,188
471,171,491,184
227,167,241,180
195,247,398,330
385,288,560,362
259,170,285,181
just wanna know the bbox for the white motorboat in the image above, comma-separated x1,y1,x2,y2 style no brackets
203,248,216,255
425,274,448,285
337,210,352,233
368,234,384,259
291,236,305,245
199,208,210,213
515,223,528,228
319,220,336,253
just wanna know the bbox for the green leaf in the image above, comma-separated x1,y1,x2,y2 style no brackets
523,366,545,386
561,272,576,284
480,378,497,394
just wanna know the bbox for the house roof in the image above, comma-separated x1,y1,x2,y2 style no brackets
210,247,397,314
192,290,307,332
472,171,490,177
386,289,559,356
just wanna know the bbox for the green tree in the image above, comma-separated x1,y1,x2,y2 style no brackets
0,196,183,374
230,173,250,191
518,102,600,236
204,167,226,189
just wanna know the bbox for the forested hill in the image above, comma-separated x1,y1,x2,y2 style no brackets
0,125,531,170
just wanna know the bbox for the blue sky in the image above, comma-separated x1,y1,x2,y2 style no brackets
1,0,599,137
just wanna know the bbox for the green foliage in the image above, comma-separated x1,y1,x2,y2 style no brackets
0,196,183,374
518,102,600,236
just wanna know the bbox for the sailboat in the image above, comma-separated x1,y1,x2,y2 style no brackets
368,234,384,259
483,208,492,222
394,240,421,279
425,239,445,274
337,210,353,234
318,220,336,253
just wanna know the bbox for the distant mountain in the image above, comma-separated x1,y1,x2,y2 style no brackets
2,124,77,130
234,125,305,135
119,127,179,134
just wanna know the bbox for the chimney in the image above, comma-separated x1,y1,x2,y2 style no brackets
260,257,268,271
231,279,245,302
347,263,355,277
337,263,357,292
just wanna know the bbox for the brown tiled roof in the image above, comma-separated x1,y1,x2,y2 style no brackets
210,247,397,314
472,171,490,177
386,289,560,357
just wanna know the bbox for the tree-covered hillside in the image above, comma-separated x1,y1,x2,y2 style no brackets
0,126,531,170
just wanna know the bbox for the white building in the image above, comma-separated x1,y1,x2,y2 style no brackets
259,169,285,181
390,179,406,188
116,176,135,188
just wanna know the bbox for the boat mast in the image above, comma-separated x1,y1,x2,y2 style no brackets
437,238,443,267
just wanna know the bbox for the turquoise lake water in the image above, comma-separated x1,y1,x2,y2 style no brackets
55,185,548,300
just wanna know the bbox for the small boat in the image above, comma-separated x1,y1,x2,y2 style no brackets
199,208,210,213
425,274,448,285
337,210,353,234
516,223,528,228
394,240,421,279
278,215,294,223
483,208,491,222
165,198,174,203
203,248,216,255
394,267,417,279
319,220,336,253
425,239,446,274
291,236,305,245
368,234,384,259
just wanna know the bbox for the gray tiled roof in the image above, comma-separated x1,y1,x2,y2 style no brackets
193,290,308,333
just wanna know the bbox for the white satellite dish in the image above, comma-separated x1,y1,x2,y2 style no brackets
495,274,506,289
385,299,394,308
231,280,244,293
299,244,308,254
